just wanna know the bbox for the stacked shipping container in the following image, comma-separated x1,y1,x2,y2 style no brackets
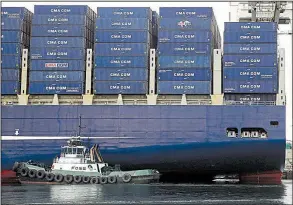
1,7,32,94
223,22,278,102
94,7,157,94
157,7,221,94
28,5,96,94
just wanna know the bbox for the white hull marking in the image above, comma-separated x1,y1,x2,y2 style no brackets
1,136,135,140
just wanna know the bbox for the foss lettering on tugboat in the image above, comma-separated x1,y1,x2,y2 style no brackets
12,124,160,185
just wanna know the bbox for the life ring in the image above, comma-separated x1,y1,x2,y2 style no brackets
122,173,132,183
64,175,73,183
55,174,64,182
88,165,93,171
46,173,55,182
12,162,19,171
90,177,99,184
74,175,82,183
108,175,117,184
82,176,90,184
36,170,46,179
100,176,108,184
28,169,37,178
20,167,29,177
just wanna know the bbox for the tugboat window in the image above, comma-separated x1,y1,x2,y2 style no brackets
68,148,72,154
77,148,83,154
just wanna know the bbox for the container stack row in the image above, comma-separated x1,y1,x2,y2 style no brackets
29,5,96,94
94,7,155,94
157,7,221,94
223,22,278,102
1,7,33,94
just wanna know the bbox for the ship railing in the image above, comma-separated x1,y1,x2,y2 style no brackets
157,99,212,105
224,101,276,106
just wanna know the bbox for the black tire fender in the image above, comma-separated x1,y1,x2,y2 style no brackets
55,174,64,182
82,176,90,184
46,173,55,182
90,177,99,184
73,175,82,183
28,169,37,178
64,175,73,183
20,167,29,177
108,175,117,184
122,173,132,183
100,176,108,184
36,170,46,179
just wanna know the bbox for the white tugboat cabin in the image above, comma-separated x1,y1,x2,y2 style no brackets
52,136,108,174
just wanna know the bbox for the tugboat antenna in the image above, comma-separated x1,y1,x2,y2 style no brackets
78,115,86,137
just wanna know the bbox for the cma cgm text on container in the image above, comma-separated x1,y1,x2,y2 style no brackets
223,67,278,81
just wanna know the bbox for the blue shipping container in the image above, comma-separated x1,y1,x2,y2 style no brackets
224,43,277,54
223,55,277,67
159,56,211,68
30,59,85,71
31,25,89,37
94,56,148,68
1,7,29,19
1,43,23,55
1,18,26,30
157,43,211,55
95,30,150,43
223,80,278,94
1,81,20,95
1,69,20,81
223,67,278,81
94,43,148,56
224,31,277,43
94,68,148,81
96,18,150,30
224,94,276,102
94,81,148,94
159,18,213,30
97,7,152,19
32,15,89,25
29,71,84,82
159,31,211,43
30,48,85,60
34,5,91,16
158,68,211,81
30,37,86,48
1,55,21,69
159,7,213,18
29,82,84,94
1,31,27,43
224,22,277,31
157,81,211,94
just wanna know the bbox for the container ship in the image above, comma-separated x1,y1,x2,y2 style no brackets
1,4,288,184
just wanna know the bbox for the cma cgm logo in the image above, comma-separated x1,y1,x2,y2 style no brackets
45,63,69,68
50,9,71,13
241,25,261,29
178,20,191,28
240,84,261,89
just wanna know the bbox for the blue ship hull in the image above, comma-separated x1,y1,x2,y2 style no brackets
1,105,286,176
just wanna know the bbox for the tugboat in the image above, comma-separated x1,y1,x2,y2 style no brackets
12,118,160,185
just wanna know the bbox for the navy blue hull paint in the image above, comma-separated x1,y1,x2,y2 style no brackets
1,105,286,175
